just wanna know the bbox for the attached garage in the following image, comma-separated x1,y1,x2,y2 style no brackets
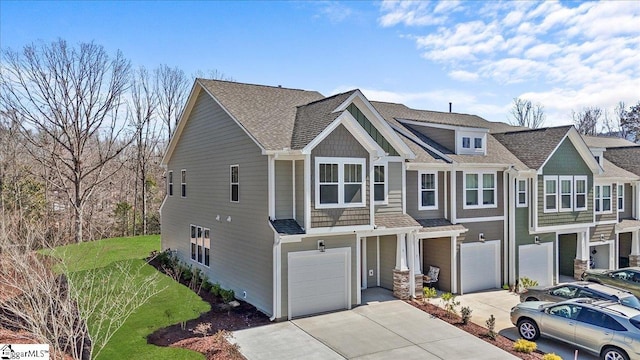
287,248,351,319
460,240,501,294
519,243,553,286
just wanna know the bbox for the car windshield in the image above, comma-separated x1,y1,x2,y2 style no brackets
619,295,640,309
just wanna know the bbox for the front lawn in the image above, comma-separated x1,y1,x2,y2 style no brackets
50,235,210,359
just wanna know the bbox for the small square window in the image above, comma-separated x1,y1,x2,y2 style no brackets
474,137,483,149
462,137,471,148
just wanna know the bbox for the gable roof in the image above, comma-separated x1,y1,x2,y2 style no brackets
604,146,640,176
583,135,637,149
198,79,324,151
599,158,639,180
492,126,573,169
290,91,356,150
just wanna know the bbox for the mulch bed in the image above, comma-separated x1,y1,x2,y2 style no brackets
146,256,271,360
408,300,544,359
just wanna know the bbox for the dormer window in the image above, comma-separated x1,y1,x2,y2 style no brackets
474,138,483,149
462,137,471,149
458,131,487,155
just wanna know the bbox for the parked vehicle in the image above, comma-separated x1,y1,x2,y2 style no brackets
511,298,640,360
520,281,640,309
582,267,640,298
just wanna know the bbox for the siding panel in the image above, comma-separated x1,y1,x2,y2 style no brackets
375,161,403,214
275,160,293,219
422,237,451,292
379,235,396,290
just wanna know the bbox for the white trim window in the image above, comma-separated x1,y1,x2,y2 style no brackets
544,176,558,212
574,176,587,211
618,184,624,212
559,176,573,212
181,169,187,197
373,164,387,204
462,137,471,149
516,179,527,207
315,157,366,208
464,172,496,208
204,228,211,267
230,165,239,202
197,226,203,263
595,184,612,213
419,171,438,210
190,224,196,261
168,170,173,196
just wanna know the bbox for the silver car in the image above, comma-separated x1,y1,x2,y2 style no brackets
510,298,640,360
520,282,640,310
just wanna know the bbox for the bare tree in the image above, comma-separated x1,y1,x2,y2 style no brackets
573,107,603,136
155,64,188,142
0,39,134,242
130,67,160,235
620,101,640,143
509,98,545,128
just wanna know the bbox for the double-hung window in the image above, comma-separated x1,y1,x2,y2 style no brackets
462,137,471,149
230,165,239,202
544,176,558,212
316,157,366,208
464,172,496,208
419,171,437,210
618,184,624,212
559,176,573,212
190,225,196,261
595,184,612,213
204,228,210,266
196,226,203,263
516,179,527,207
168,171,173,196
373,164,387,204
474,137,483,149
574,176,587,211
181,169,187,197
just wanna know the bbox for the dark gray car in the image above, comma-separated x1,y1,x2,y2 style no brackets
520,281,640,310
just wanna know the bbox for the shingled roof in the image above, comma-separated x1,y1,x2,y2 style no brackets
198,79,324,151
583,135,637,149
290,90,357,150
604,147,640,176
492,126,573,169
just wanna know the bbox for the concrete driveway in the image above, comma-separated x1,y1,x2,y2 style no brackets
232,299,517,360
452,289,598,360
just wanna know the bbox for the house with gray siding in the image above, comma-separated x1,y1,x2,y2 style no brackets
161,78,640,320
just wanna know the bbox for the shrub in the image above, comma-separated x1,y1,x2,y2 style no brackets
423,287,437,303
513,338,537,353
542,353,562,360
210,282,221,297
201,280,212,292
502,284,509,290
441,292,460,317
486,314,497,340
460,306,472,325
221,288,235,303
519,277,539,293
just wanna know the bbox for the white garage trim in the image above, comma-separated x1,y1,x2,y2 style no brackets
460,240,500,294
519,243,553,287
287,248,351,319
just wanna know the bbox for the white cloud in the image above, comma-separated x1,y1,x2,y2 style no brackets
524,43,561,59
378,0,446,27
313,1,353,23
448,70,479,82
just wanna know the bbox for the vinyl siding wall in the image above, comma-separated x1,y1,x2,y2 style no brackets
275,160,293,219
406,170,446,219
280,234,358,318
422,237,451,292
379,235,396,290
310,124,371,228
620,183,633,219
514,207,556,279
420,127,455,152
456,170,504,219
538,138,594,227
161,90,272,314
365,237,379,287
295,160,305,225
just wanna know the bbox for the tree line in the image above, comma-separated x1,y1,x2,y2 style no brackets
509,98,640,141
0,39,232,246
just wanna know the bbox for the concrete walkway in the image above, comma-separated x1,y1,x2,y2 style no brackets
232,299,518,360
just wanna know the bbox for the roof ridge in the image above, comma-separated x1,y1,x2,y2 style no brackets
197,78,314,93
297,89,358,108
494,124,572,136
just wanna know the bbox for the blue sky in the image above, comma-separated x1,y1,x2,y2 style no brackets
1,0,639,127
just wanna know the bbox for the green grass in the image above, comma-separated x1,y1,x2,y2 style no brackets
50,235,210,359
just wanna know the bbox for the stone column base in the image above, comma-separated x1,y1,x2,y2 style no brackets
630,255,640,267
393,269,411,300
574,259,588,280
414,274,423,299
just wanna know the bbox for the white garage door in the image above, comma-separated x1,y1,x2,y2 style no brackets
519,243,553,287
288,248,350,319
460,240,500,294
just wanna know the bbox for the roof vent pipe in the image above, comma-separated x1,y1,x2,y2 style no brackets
449,102,452,113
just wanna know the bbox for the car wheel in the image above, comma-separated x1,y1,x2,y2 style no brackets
601,346,629,360
517,318,540,341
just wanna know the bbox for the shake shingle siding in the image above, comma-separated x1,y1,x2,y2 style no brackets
161,91,273,314
310,124,371,228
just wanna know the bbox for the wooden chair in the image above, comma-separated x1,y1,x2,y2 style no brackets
423,266,440,289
